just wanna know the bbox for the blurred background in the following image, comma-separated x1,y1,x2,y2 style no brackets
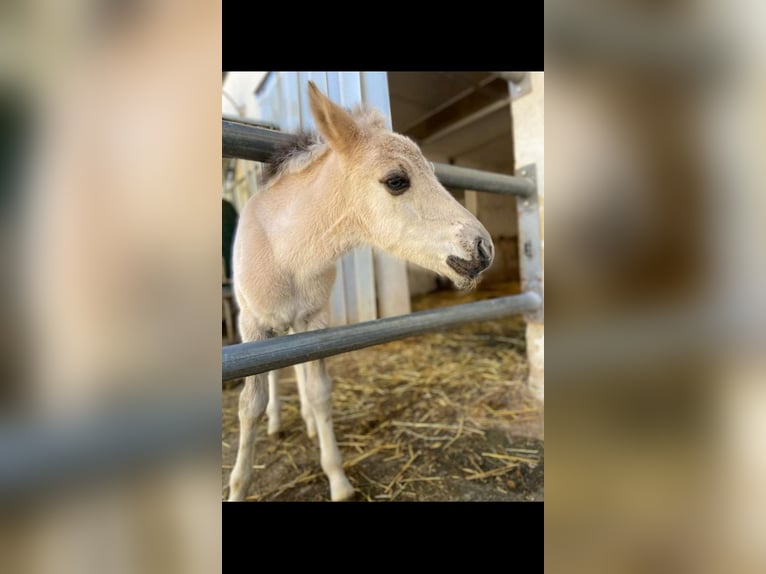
1,0,221,573
546,0,766,572
1,0,765,568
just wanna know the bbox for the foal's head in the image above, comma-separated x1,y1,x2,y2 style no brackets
307,81,494,290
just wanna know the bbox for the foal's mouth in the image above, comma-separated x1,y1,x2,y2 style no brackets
446,255,486,280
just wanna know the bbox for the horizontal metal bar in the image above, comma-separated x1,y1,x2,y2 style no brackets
222,113,280,130
432,162,535,197
222,120,289,163
222,292,541,381
222,120,536,197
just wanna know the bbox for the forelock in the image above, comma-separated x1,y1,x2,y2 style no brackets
350,105,387,132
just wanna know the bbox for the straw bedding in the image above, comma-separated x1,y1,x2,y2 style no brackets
222,282,543,501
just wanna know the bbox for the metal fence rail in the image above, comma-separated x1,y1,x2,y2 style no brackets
223,292,541,381
222,120,535,197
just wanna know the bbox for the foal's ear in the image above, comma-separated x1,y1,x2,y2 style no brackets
307,81,362,155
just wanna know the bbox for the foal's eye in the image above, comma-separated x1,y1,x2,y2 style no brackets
381,173,410,195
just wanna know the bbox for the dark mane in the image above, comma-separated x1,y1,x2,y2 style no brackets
261,105,386,186
264,130,322,183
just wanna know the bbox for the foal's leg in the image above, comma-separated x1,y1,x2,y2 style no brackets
228,373,268,501
305,358,353,501
294,363,317,438
266,370,281,436
228,311,269,502
298,314,353,501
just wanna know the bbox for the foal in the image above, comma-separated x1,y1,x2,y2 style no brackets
228,81,494,501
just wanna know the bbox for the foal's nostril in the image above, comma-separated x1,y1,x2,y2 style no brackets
476,237,492,269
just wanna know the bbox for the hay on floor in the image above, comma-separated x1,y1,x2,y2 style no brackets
222,281,544,501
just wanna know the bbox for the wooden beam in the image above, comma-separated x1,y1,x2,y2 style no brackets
403,77,509,141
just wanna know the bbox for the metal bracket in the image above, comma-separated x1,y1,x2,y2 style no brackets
508,72,532,100
515,163,544,322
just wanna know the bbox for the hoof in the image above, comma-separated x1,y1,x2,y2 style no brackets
227,484,247,502
228,468,251,502
330,476,355,502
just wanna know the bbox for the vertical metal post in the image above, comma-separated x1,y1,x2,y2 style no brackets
515,163,544,322
361,71,412,319
508,74,545,401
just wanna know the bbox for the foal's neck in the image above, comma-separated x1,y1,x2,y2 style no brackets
272,153,363,276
